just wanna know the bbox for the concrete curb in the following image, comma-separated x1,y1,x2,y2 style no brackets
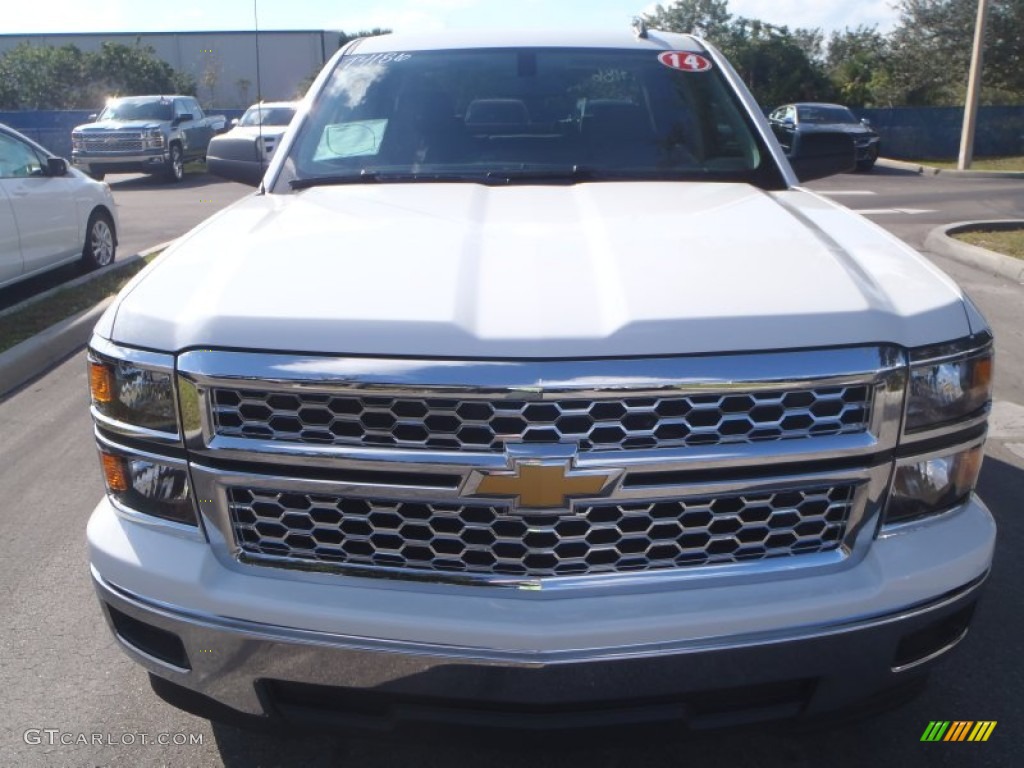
877,158,931,175
924,220,1024,284
0,255,142,322
0,241,173,399
877,157,1024,179
0,297,114,397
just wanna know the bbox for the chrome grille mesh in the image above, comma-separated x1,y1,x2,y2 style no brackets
211,385,871,452
81,134,144,152
228,485,855,578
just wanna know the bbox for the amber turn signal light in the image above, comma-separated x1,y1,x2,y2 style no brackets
90,361,114,404
100,451,129,493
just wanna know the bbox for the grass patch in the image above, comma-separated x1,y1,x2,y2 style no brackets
904,156,1024,171
953,228,1024,260
0,254,158,354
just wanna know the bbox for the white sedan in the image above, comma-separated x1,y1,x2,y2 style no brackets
0,123,118,290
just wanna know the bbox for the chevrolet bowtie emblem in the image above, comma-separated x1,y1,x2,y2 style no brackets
464,458,622,513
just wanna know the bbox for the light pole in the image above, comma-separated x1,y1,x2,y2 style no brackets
958,0,990,170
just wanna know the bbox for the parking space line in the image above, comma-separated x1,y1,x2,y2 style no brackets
855,208,936,215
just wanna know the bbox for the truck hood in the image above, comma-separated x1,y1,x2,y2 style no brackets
104,182,969,358
75,120,163,131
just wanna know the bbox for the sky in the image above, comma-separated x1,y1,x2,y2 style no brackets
3,0,901,38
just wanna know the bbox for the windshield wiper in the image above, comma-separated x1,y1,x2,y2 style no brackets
290,170,481,190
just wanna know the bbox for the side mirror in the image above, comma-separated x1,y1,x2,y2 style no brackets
173,113,194,125
230,118,239,127
207,155,265,187
46,157,68,177
88,113,98,121
860,118,873,127
788,131,856,182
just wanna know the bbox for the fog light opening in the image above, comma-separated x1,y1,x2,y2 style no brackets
107,604,191,671
892,604,975,672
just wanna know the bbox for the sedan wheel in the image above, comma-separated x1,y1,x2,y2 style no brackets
83,212,116,269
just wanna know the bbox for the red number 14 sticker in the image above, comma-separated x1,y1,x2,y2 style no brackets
658,51,712,72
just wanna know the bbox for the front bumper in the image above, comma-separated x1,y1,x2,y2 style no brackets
855,140,880,162
72,151,168,172
89,495,995,730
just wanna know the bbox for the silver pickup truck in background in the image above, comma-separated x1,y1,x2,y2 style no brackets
71,95,225,183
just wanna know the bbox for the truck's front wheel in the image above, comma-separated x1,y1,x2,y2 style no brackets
164,144,184,183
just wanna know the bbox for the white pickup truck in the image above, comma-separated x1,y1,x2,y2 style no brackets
86,28,995,733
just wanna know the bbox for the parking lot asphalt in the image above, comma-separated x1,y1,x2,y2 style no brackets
0,168,1022,767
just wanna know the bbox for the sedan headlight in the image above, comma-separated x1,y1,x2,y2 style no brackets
89,356,177,433
905,340,992,433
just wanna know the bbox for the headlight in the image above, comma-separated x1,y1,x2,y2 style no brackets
886,444,984,525
143,128,165,147
72,133,83,150
89,355,177,434
905,341,992,433
98,445,196,526
89,338,198,529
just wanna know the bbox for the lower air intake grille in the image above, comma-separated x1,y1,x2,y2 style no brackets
228,484,855,579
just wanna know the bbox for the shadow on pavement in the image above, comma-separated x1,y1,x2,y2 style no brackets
0,260,88,313
859,165,925,177
106,171,233,190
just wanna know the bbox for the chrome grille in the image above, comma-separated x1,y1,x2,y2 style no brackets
210,385,872,452
228,484,855,578
82,134,144,152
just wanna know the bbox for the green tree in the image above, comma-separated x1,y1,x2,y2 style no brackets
889,0,1024,105
644,2,834,107
86,41,196,104
643,0,733,41
0,43,87,109
726,20,834,107
0,40,195,110
826,26,890,106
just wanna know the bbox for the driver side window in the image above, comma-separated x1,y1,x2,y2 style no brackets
0,133,44,178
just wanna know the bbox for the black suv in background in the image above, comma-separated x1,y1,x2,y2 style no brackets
769,102,880,171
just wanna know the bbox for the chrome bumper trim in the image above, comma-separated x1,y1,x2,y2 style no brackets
95,568,986,666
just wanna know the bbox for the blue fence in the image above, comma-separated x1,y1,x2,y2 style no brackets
854,106,1024,159
0,109,246,159
5,106,1024,162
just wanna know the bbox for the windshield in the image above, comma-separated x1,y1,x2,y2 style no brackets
277,47,781,190
240,106,296,127
796,105,857,125
99,99,173,122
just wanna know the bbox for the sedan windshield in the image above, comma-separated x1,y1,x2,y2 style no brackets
277,47,782,190
99,99,173,121
796,105,858,125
